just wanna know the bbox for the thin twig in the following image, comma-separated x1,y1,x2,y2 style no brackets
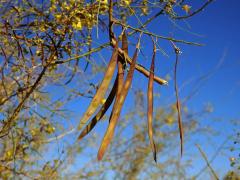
55,43,168,85
194,135,233,179
173,0,215,20
128,9,165,36
0,52,57,138
113,19,203,46
42,128,76,143
196,144,219,180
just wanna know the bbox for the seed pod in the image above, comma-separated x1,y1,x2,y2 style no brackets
172,41,184,156
147,43,157,162
77,44,118,131
97,35,141,160
122,31,128,54
109,30,128,121
78,76,118,141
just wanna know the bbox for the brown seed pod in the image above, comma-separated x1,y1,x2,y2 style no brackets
97,35,141,161
78,31,127,141
77,44,118,131
171,41,184,156
109,30,127,122
122,31,128,54
147,43,157,162
77,76,118,141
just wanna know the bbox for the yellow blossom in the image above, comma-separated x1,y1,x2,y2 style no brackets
72,21,82,30
182,4,191,14
55,14,61,20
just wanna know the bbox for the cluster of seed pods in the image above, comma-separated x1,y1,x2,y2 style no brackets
77,32,183,161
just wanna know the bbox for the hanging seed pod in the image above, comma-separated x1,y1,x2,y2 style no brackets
109,30,128,121
121,30,128,69
97,35,141,161
175,72,183,156
171,41,184,156
122,30,128,54
78,30,128,140
115,55,125,110
77,43,118,131
147,42,157,162
78,76,118,141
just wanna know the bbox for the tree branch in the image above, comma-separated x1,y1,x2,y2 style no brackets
113,20,203,46
173,0,215,20
118,47,168,85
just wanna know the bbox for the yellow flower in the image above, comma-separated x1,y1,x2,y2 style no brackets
45,124,55,134
39,25,46,32
182,4,191,14
124,0,131,6
6,150,13,158
97,0,108,4
55,14,61,20
102,0,108,4
165,116,175,126
50,4,56,12
72,21,82,30
36,50,41,56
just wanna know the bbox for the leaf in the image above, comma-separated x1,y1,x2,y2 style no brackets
97,35,141,161
147,43,157,162
77,76,118,141
77,45,118,131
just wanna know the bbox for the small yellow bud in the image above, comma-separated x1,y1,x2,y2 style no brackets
182,4,191,14
36,50,41,56
55,14,61,20
72,21,82,30
6,150,12,158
